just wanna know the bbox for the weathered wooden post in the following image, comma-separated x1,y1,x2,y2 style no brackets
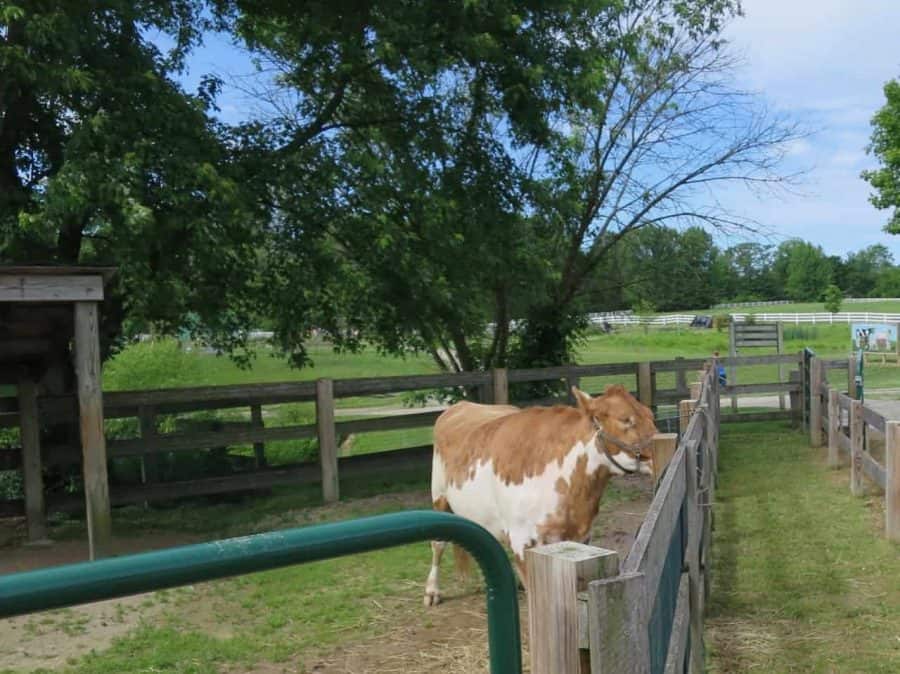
74,301,112,560
637,361,653,409
679,399,696,434
777,322,786,410
849,400,864,496
250,404,267,467
491,367,509,405
728,320,738,412
810,358,824,447
525,542,618,674
588,571,649,673
674,356,687,397
827,389,840,468
887,421,900,541
651,433,678,488
17,374,48,544
315,378,339,503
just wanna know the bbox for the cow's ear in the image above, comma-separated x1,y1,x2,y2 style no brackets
572,386,592,413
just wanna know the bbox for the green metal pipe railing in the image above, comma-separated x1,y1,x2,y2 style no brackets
0,510,522,674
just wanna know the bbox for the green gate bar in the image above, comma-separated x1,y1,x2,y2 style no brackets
0,510,522,674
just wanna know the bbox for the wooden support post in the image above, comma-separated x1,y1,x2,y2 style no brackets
588,572,649,674
638,362,653,409
810,358,824,447
827,389,840,468
788,371,800,426
251,404,267,467
17,375,48,543
728,321,737,412
850,400,864,497
492,368,509,405
138,406,159,488
887,421,900,542
679,400,696,434
74,301,112,560
651,433,678,488
316,378,339,503
675,357,687,396
526,542,618,674
777,322,786,410
689,381,702,401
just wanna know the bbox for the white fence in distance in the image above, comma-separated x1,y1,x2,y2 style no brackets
590,312,900,327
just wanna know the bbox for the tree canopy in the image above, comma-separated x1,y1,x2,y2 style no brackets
863,78,900,233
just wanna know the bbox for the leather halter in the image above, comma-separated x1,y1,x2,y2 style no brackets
592,419,654,475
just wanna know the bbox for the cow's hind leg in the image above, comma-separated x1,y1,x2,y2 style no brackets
424,495,452,607
424,540,447,607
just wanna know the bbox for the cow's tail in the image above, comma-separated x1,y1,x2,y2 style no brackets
453,545,473,579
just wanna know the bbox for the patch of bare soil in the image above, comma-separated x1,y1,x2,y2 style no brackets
0,527,201,673
230,474,656,674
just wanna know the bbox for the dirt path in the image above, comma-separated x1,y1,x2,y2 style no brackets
0,476,654,673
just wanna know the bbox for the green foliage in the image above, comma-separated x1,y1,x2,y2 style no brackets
823,284,843,313
713,313,732,331
103,339,205,391
772,239,833,301
862,79,900,233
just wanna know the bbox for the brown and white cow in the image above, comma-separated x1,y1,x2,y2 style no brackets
424,384,657,606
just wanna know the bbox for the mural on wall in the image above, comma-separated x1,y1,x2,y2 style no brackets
852,323,898,352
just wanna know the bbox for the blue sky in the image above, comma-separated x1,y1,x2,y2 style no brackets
171,1,900,259
719,0,900,257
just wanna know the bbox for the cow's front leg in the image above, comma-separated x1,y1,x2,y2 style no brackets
423,540,447,607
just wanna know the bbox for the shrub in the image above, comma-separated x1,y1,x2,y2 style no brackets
103,338,204,391
824,285,843,314
713,313,732,331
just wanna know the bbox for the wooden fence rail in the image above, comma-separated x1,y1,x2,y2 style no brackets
525,364,720,673
813,355,900,541
2,355,794,540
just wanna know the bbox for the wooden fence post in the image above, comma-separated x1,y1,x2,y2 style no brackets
588,572,649,673
638,362,653,409
849,400,864,496
525,542,619,674
887,421,900,542
776,322,786,410
728,321,738,412
138,405,159,488
827,389,840,468
679,400,696,434
848,355,858,399
74,301,112,560
675,357,687,396
810,358,824,447
492,368,509,405
17,375,47,544
250,404,267,467
316,379,339,503
651,433,678,489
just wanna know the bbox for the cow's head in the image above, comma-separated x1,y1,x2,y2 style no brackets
572,384,657,475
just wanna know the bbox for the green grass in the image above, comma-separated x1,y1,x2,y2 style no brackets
707,422,900,672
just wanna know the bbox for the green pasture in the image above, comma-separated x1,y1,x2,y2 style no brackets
96,325,900,468
708,423,900,672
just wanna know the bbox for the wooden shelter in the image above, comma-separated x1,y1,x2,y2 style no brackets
1,266,115,559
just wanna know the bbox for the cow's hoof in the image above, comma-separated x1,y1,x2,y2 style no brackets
424,591,442,607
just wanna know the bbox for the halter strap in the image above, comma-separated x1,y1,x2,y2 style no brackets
592,420,654,475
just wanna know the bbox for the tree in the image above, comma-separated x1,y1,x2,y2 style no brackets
862,79,900,232
716,242,778,301
842,245,893,297
772,240,833,301
823,284,843,314
0,1,264,362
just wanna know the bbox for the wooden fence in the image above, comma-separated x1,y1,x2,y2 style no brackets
525,362,719,673
1,354,804,536
810,356,900,541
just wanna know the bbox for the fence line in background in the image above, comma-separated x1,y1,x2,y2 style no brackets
1,354,806,540
810,355,899,541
